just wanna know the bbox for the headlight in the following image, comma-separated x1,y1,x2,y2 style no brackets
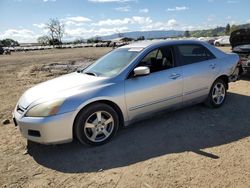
25,99,65,117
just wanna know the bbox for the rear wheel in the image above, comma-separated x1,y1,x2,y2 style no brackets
205,79,227,108
74,103,119,146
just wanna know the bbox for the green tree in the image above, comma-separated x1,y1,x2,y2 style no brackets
87,38,94,43
49,38,61,46
0,38,19,47
37,35,50,45
122,37,133,42
87,37,102,43
137,36,145,41
73,38,85,44
184,30,190,37
225,23,231,35
230,24,238,34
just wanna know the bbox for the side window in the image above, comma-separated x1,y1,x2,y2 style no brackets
138,47,174,73
140,49,158,66
205,48,216,60
177,44,215,65
156,50,163,60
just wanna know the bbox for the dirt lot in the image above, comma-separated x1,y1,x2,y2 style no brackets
0,47,250,188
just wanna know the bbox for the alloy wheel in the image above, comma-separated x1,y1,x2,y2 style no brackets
84,111,114,142
212,82,226,105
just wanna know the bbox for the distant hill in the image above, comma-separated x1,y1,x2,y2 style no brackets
91,23,250,41
190,23,250,37
100,30,184,40
190,27,226,37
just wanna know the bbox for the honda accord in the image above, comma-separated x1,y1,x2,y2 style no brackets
13,40,240,146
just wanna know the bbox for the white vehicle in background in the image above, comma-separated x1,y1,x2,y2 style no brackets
214,36,230,46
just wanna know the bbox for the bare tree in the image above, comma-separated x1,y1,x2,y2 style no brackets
46,18,64,47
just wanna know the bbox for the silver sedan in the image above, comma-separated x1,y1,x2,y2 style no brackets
13,40,240,146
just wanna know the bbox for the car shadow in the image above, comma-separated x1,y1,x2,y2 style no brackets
27,92,250,173
240,74,250,81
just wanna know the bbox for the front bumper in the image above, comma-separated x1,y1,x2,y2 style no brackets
229,65,241,82
13,109,76,144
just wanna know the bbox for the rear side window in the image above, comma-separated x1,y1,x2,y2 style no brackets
176,44,215,65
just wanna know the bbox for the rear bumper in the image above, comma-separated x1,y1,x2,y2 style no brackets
229,66,241,82
13,110,75,144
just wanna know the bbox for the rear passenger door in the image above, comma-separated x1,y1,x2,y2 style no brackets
175,44,218,105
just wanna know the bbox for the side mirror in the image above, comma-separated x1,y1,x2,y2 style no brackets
133,66,150,77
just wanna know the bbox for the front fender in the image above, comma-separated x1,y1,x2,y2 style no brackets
63,80,129,123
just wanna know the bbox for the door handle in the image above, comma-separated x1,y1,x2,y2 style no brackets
209,63,216,69
169,73,181,79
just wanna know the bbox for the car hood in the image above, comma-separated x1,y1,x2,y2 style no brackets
18,72,108,109
230,29,250,48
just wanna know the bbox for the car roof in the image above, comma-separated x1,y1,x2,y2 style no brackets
120,39,207,49
119,39,227,59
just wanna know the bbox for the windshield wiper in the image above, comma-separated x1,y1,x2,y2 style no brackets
76,68,85,73
76,64,92,73
84,72,98,76
76,68,97,76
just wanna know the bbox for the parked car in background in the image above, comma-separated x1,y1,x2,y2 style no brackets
4,49,11,55
230,28,250,74
198,37,216,45
207,38,216,45
214,36,230,46
13,40,240,146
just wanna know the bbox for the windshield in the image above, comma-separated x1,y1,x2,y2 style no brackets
83,48,139,77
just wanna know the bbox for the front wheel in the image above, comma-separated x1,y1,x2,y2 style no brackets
205,79,227,108
74,103,119,146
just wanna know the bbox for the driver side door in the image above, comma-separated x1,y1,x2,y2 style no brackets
124,46,183,121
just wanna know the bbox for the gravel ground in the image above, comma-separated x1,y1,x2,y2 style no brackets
0,47,249,188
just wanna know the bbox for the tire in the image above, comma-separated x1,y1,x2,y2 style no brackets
205,79,227,108
74,103,119,146
215,42,220,47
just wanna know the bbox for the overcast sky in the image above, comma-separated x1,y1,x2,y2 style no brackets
0,0,249,43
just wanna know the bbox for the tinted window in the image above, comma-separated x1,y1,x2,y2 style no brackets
177,44,215,65
138,47,174,73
